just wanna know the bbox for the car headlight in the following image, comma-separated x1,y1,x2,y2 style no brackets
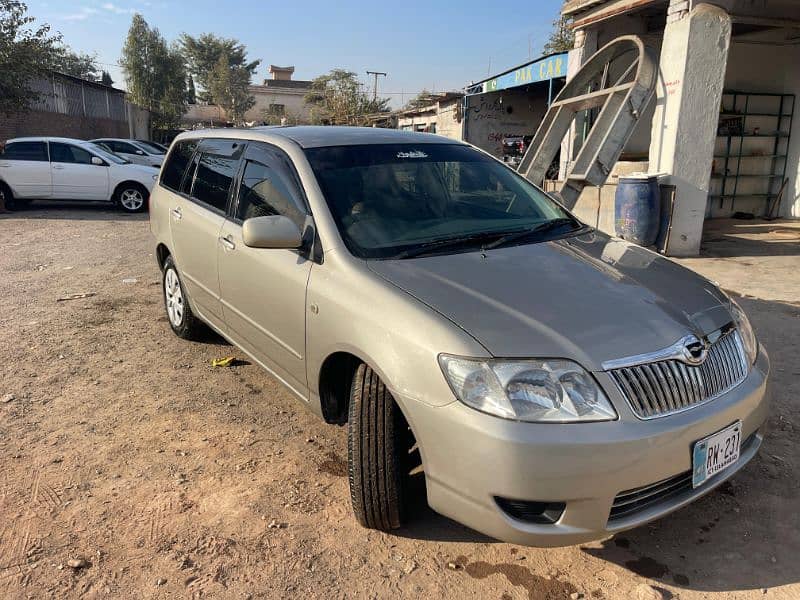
438,355,617,423
729,298,758,365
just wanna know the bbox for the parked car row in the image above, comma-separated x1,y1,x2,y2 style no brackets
0,137,162,212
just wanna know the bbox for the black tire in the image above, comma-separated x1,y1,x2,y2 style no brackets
162,256,205,340
115,182,148,213
348,363,408,530
0,182,18,211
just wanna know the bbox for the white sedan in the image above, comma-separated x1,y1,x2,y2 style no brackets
90,138,165,168
0,137,159,213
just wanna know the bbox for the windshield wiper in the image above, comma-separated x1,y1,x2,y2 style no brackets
481,217,583,250
391,230,514,259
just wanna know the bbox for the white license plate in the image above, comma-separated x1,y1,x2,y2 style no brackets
692,421,742,488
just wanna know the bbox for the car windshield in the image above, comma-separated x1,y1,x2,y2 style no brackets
85,143,129,164
305,143,581,259
135,140,166,155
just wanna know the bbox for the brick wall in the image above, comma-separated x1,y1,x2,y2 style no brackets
0,110,131,144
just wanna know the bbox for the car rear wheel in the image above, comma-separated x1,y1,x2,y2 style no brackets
116,183,147,213
162,256,205,340
348,363,408,530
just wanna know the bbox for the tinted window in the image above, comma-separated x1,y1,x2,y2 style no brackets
116,141,140,154
305,143,574,259
190,140,243,212
235,150,305,227
50,143,94,165
160,140,197,192
2,141,48,161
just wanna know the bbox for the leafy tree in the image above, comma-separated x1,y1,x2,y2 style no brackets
179,33,259,103
100,70,114,86
207,52,255,125
403,89,433,110
186,74,196,104
543,16,575,54
304,69,390,126
52,46,99,80
0,0,62,114
120,14,187,129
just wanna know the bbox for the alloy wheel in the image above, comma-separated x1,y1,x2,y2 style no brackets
164,268,184,327
120,188,144,211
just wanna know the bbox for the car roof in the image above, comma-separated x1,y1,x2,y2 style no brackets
7,136,95,145
177,126,465,149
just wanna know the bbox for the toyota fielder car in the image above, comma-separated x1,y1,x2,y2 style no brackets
149,126,768,546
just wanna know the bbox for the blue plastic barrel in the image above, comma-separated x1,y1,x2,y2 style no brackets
614,174,661,246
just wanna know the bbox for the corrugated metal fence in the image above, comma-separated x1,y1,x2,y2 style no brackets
28,73,128,122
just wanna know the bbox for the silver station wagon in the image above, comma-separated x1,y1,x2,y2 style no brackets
150,126,769,547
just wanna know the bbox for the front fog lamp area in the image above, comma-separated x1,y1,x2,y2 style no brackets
439,355,617,423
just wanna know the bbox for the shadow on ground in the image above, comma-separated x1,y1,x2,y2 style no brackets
1,201,148,221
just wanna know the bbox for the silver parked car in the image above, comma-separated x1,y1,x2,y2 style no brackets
149,127,768,547
91,138,165,168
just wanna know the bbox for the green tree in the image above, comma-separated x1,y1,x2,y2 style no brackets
52,45,99,80
179,33,259,103
403,89,433,110
0,0,62,114
207,52,255,125
100,70,114,86
304,69,390,126
120,14,187,129
543,16,575,54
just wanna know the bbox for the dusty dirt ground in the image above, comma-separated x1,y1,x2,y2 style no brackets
1,205,798,600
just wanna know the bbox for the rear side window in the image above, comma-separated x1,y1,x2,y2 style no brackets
2,141,48,161
160,140,197,192
189,140,244,212
50,143,93,164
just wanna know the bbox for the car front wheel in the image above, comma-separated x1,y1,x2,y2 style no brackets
116,183,147,213
348,363,409,531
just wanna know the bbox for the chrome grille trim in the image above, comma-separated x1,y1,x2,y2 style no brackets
608,329,749,419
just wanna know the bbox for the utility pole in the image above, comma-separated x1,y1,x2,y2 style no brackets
366,70,387,102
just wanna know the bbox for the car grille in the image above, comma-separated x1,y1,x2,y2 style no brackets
608,329,748,419
608,433,757,523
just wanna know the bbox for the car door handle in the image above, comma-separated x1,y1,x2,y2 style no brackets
52,165,65,170
171,207,182,220
219,235,236,250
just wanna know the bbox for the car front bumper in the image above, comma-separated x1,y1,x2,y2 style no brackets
400,346,769,547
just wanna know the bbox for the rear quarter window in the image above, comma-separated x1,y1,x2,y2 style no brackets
160,140,198,192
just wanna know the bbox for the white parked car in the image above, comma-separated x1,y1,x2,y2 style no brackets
91,138,165,168
0,137,159,212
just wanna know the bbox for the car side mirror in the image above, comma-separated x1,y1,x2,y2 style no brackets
136,150,145,155
242,215,303,249
91,156,105,166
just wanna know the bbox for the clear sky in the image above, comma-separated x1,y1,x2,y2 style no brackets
26,0,565,107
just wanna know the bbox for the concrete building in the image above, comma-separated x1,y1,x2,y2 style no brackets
244,65,314,124
560,0,800,255
184,65,314,127
396,92,464,140
463,53,567,159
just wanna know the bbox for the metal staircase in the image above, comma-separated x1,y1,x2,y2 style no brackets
517,35,658,209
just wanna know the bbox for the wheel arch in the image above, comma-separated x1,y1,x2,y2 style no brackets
155,243,171,270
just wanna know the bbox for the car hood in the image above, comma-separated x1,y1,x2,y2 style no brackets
367,230,733,371
124,163,159,175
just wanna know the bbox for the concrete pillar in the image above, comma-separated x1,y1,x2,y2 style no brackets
559,27,598,180
648,3,732,256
